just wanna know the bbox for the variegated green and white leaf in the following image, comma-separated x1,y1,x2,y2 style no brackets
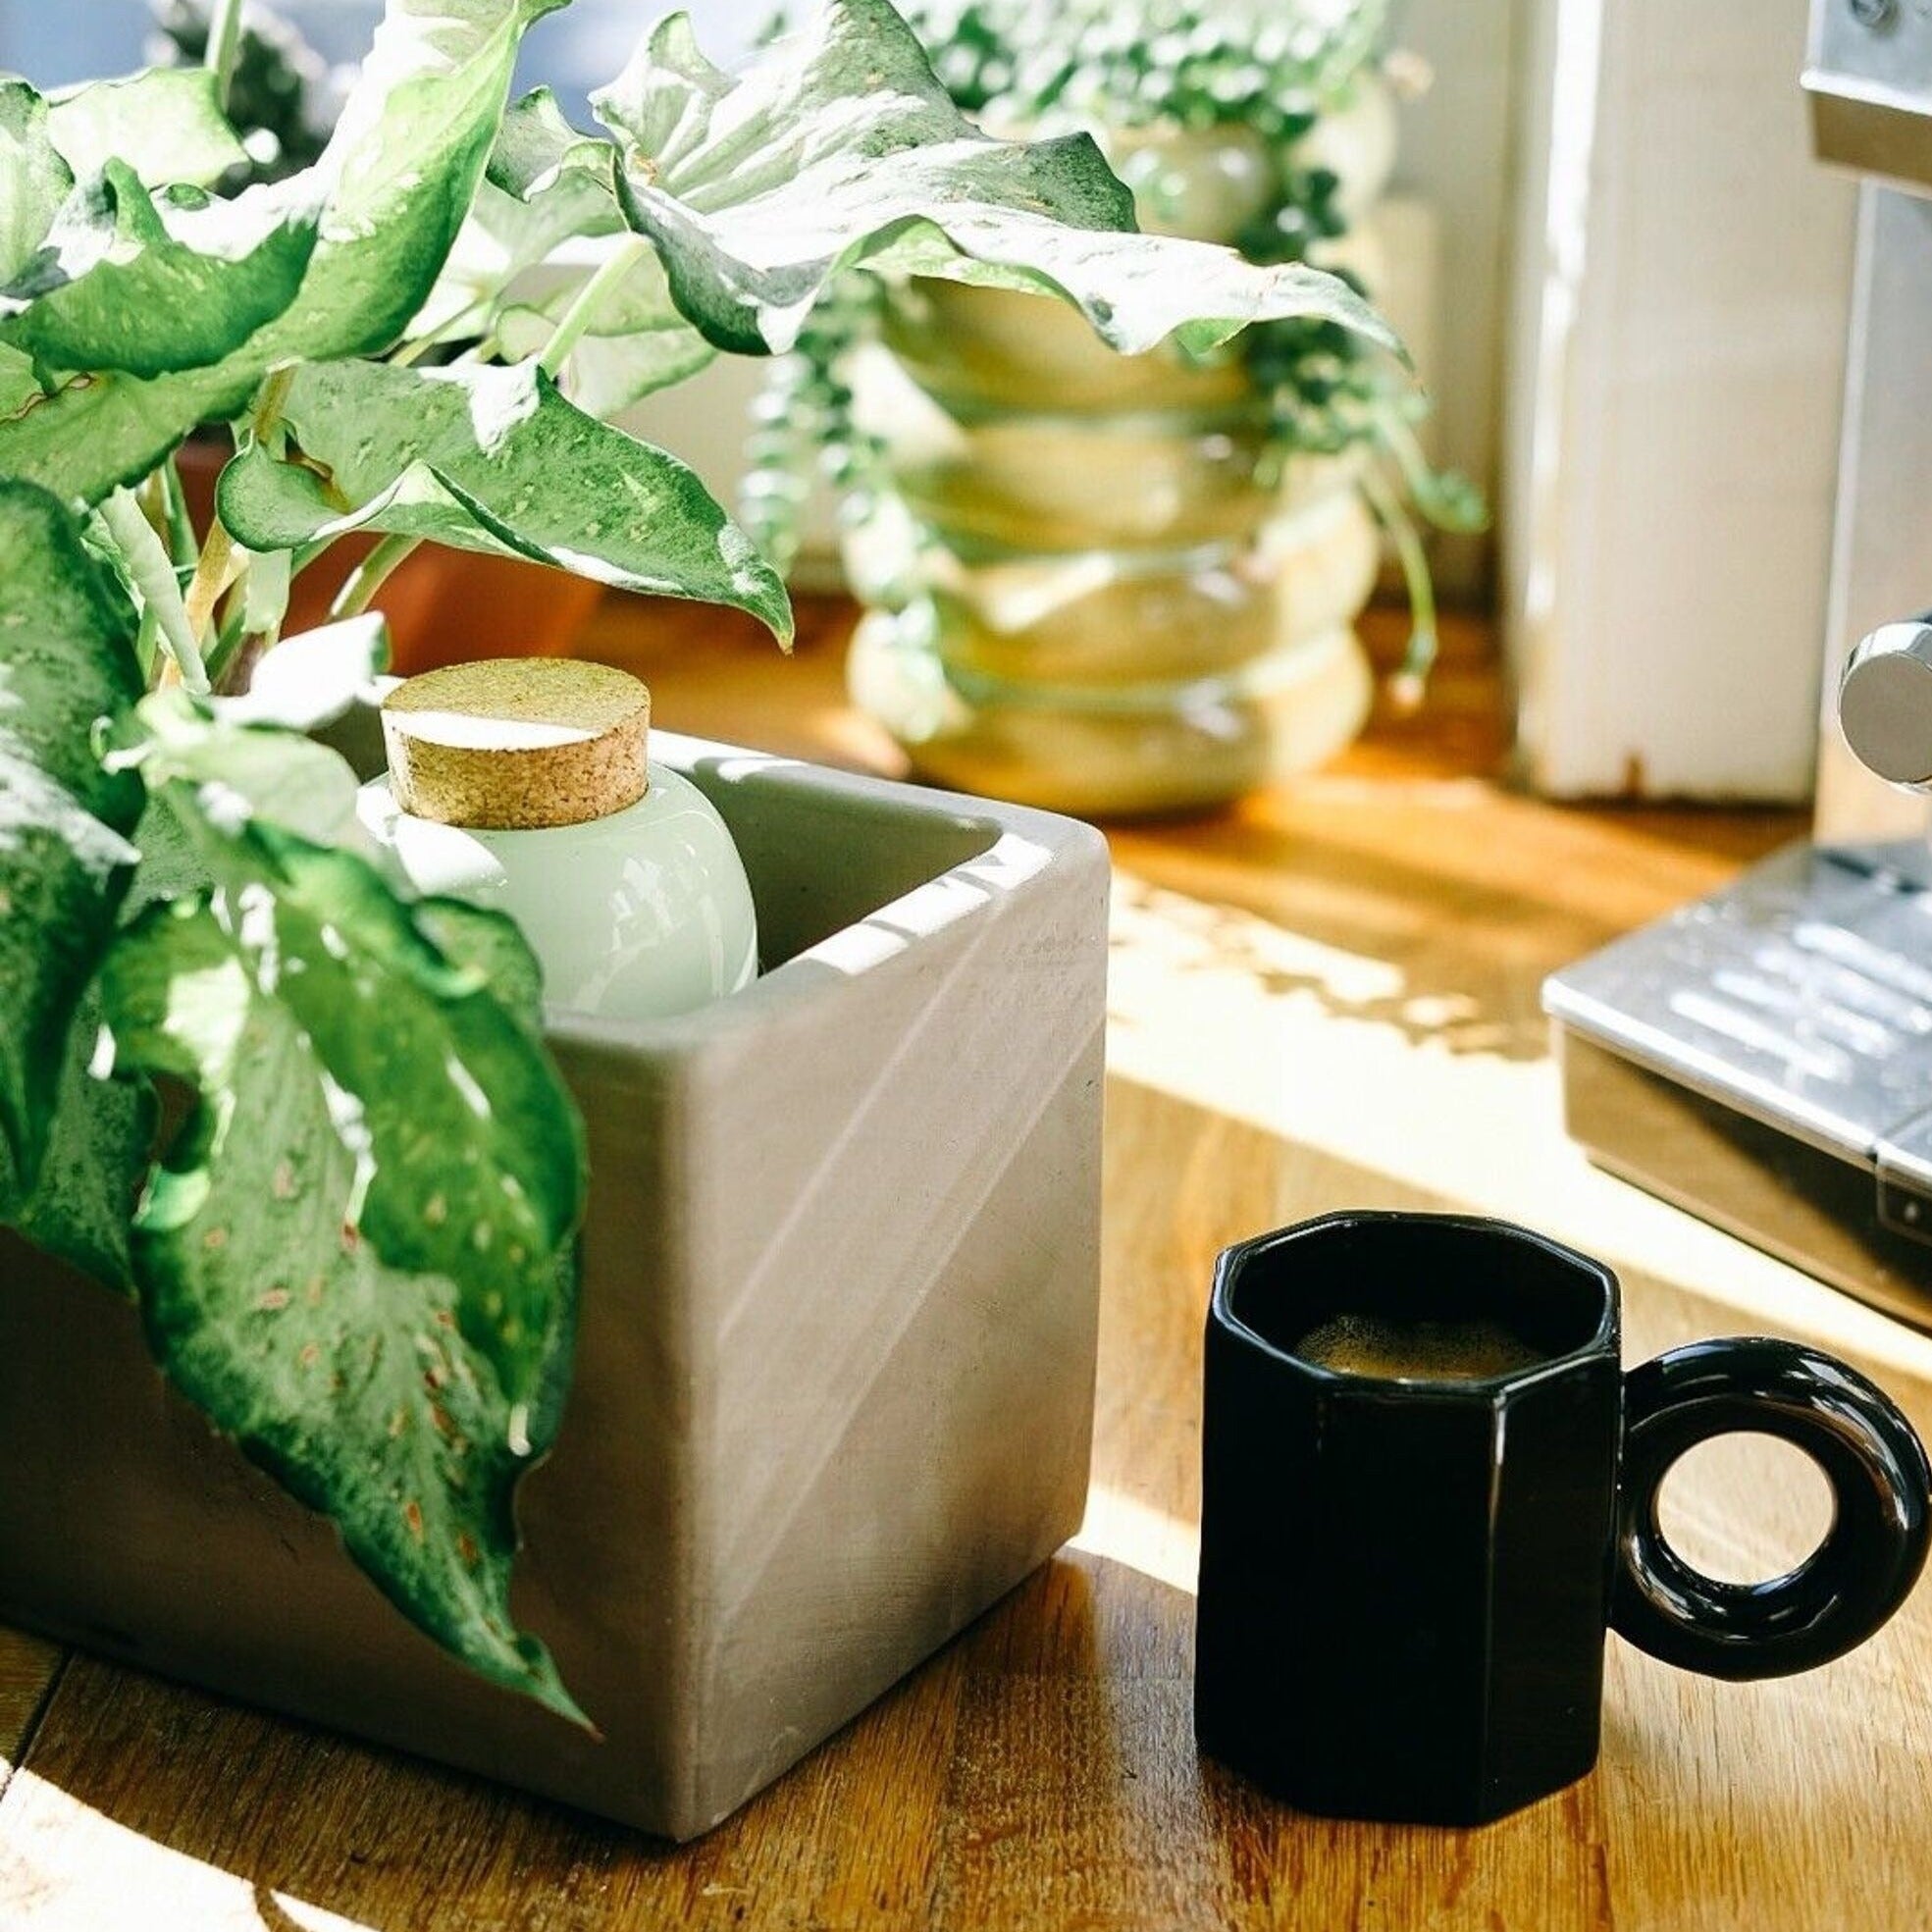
45,68,248,192
218,614,391,735
0,480,145,1191
0,341,39,416
0,0,566,503
0,989,153,1296
132,689,368,850
101,815,587,1722
301,0,571,363
0,81,75,286
217,358,791,639
598,0,1400,360
0,163,321,380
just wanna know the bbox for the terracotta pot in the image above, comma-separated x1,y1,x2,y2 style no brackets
175,440,603,675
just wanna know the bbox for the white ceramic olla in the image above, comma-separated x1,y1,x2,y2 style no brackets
357,658,757,1022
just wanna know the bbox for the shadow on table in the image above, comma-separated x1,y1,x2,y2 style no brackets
4,1541,1921,1932
1106,777,1797,1070
1107,853,1564,1066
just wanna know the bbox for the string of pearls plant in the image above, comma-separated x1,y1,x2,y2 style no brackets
745,0,1485,703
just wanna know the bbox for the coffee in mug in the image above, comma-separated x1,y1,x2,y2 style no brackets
1293,1312,1545,1382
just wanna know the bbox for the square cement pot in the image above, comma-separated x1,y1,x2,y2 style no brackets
0,735,1109,1840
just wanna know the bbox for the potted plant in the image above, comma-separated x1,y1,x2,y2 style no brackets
0,0,1394,1837
149,0,607,669
747,0,1486,816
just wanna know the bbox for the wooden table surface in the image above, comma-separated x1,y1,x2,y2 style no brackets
7,598,1932,1930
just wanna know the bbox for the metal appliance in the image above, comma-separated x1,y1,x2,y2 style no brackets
1544,0,1932,1331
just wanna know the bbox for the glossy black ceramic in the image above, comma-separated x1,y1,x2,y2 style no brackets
1194,1213,1932,1826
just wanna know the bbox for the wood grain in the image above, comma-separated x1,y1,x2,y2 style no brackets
6,597,1929,1930
0,1633,60,1781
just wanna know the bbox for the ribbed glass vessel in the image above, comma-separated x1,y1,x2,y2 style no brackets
844,113,1394,817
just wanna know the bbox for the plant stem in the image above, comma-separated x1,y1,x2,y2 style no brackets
240,543,290,638
171,365,303,682
206,595,255,690
135,470,170,546
132,604,161,685
390,298,487,368
250,365,297,444
181,518,235,658
288,534,339,579
538,235,649,381
1358,463,1436,708
102,489,210,695
1372,401,1486,535
158,454,198,567
330,533,419,619
204,0,246,113
389,333,444,371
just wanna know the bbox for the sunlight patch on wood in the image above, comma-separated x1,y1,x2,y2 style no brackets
0,1769,376,1932
1106,869,1932,1384
1070,1486,1200,1596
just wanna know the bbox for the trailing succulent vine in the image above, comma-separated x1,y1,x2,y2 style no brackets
737,275,885,580
0,0,1396,1719
751,0,1486,691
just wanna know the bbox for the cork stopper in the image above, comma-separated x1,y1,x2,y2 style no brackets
381,659,650,831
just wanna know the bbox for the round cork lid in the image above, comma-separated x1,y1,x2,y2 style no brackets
381,658,651,830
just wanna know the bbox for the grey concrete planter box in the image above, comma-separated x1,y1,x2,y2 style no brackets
0,737,1109,1840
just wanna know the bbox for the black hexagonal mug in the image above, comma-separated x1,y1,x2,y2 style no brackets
1194,1213,1932,1826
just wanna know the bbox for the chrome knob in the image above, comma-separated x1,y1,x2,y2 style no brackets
1840,616,1932,789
